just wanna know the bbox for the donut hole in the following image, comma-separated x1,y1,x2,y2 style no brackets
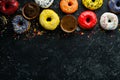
18,21,24,26
108,19,111,23
86,18,91,23
116,1,120,7
5,3,11,9
68,2,73,6
92,0,95,2
47,17,52,21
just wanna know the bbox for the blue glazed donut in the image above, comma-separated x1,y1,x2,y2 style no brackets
108,0,120,13
12,15,31,34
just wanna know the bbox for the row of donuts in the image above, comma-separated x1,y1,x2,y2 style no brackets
35,0,120,32
0,0,120,15
12,9,119,34
0,0,120,34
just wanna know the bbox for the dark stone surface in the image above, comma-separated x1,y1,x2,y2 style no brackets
0,0,120,80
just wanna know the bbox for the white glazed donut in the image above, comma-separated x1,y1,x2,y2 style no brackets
100,12,118,30
34,0,54,8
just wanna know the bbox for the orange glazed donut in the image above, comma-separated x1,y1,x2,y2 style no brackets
60,0,78,14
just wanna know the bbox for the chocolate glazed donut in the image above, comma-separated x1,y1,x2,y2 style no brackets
22,2,40,20
60,15,77,33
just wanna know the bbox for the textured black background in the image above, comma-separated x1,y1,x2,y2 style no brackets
0,0,120,80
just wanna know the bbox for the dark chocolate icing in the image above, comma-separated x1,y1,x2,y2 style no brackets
22,2,40,20
60,15,77,33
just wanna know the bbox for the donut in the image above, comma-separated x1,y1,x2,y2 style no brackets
22,2,40,20
0,16,5,31
100,12,118,30
0,0,19,15
82,0,103,10
60,0,78,14
60,15,77,33
12,15,31,34
108,0,120,13
34,0,54,8
78,11,97,29
39,9,60,30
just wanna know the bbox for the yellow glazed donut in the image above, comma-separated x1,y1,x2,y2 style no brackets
39,9,60,30
82,0,103,10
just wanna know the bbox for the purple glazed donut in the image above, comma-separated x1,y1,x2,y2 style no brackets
12,15,31,34
108,0,120,13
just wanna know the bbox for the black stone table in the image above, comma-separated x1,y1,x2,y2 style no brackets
0,0,120,80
